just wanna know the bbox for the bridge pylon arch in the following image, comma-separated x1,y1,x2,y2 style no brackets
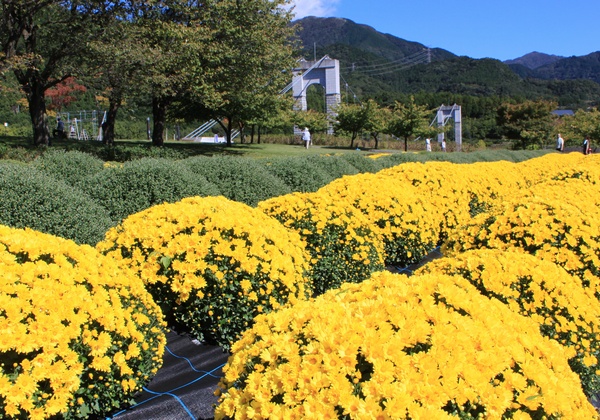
292,56,341,134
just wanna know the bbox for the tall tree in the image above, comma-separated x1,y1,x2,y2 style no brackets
497,100,557,149
84,22,152,145
184,0,298,146
558,108,600,147
133,0,217,146
334,99,384,148
0,0,122,145
385,97,436,152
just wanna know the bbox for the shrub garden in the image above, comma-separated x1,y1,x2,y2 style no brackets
1,147,600,418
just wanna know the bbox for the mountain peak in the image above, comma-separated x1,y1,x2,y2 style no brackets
504,52,564,69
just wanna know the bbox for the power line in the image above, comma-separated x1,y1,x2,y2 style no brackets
342,49,429,72
346,50,430,76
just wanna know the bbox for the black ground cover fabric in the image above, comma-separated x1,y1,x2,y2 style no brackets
107,331,229,420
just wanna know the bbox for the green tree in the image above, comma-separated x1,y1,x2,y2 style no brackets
133,1,217,146
560,108,600,149
84,22,152,145
181,0,298,146
364,100,389,149
385,97,436,152
0,0,122,145
333,102,367,148
290,109,329,140
497,100,557,149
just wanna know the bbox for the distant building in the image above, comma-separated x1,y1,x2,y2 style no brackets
552,109,575,117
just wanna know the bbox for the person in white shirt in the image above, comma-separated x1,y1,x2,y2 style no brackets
556,134,564,152
302,127,311,149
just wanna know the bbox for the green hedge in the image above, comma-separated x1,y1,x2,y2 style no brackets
303,155,360,179
339,153,384,173
0,161,114,245
32,149,105,188
80,158,221,222
261,156,336,193
182,156,291,206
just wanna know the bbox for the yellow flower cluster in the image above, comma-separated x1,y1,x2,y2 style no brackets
97,196,310,348
258,191,385,296
365,153,391,160
216,271,597,419
379,160,528,239
443,181,600,298
318,172,441,266
0,225,165,419
417,249,600,395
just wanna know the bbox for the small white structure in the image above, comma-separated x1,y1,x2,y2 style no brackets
193,136,227,144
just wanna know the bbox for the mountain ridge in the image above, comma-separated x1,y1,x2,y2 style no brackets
293,16,600,107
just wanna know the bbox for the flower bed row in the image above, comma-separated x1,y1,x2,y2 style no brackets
1,152,599,418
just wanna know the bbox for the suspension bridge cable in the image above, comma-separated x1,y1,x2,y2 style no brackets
342,49,429,72
349,51,430,76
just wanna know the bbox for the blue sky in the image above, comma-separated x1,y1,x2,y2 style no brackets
290,0,599,61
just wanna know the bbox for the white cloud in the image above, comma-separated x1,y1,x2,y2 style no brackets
289,0,341,19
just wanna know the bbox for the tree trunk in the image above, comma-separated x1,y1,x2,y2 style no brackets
257,126,261,144
350,133,357,148
218,118,234,146
404,137,408,152
372,133,379,150
238,121,245,144
152,96,169,146
249,124,255,144
26,77,50,146
104,94,121,146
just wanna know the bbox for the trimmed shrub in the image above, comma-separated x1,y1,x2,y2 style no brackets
0,225,166,419
261,156,335,193
32,149,104,188
378,160,527,240
417,249,600,396
182,156,291,206
443,194,600,300
318,172,441,266
304,155,360,179
80,157,220,222
215,271,595,419
339,152,383,173
97,196,310,349
258,191,385,296
0,161,114,245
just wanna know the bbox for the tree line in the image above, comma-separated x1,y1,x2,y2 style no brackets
0,0,297,146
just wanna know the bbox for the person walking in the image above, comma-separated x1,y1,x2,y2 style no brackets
556,134,564,152
425,138,432,152
302,127,311,149
441,139,446,152
583,137,591,155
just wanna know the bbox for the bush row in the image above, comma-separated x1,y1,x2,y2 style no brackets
0,149,553,246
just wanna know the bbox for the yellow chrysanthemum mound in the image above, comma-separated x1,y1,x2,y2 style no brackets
97,196,310,349
443,194,600,300
379,160,528,238
318,173,441,266
417,249,600,396
258,191,385,297
215,271,596,419
0,225,166,420
517,152,600,186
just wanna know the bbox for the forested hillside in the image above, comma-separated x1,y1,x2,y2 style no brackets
294,17,600,109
